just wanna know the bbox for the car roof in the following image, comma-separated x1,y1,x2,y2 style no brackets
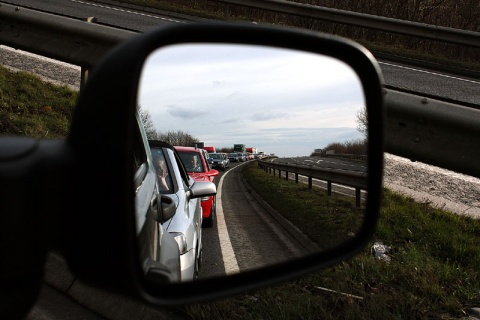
148,140,174,150
174,146,203,153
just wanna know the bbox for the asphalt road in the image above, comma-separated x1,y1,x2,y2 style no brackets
275,156,367,172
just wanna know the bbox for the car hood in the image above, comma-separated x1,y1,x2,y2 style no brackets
188,172,212,182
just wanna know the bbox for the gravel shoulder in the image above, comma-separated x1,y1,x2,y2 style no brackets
384,153,480,219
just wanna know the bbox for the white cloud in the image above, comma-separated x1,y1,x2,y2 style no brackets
139,43,366,157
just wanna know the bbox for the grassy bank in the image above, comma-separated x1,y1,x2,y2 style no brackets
0,65,77,138
184,161,480,319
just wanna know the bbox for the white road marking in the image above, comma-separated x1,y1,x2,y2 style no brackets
215,169,240,275
71,0,184,23
380,61,480,85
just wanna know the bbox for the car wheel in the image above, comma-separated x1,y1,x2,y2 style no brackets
202,196,216,228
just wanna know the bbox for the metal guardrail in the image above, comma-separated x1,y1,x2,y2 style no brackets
0,2,479,179
384,90,480,179
0,2,136,90
213,0,480,48
258,160,367,207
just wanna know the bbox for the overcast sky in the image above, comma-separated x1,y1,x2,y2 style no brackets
138,43,365,157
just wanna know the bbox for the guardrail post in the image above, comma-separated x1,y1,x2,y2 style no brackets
80,67,89,92
295,173,299,184
278,170,282,179
79,17,98,92
285,170,289,181
327,181,332,196
308,177,312,189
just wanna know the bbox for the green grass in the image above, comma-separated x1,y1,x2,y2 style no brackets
0,65,77,138
243,161,364,249
184,162,480,319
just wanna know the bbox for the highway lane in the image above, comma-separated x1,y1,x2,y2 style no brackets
1,0,185,31
380,61,480,105
199,161,314,279
275,156,367,173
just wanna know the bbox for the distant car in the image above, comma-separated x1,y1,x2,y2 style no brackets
237,152,247,162
175,146,219,227
209,153,230,171
149,140,216,281
228,152,240,162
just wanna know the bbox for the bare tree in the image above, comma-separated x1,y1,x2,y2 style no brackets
158,130,200,147
356,107,368,137
139,108,158,140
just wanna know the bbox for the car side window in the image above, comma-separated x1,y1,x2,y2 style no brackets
179,152,204,173
173,151,192,188
151,147,173,193
133,123,148,191
202,150,211,170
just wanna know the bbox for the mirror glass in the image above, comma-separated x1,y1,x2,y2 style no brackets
137,43,367,282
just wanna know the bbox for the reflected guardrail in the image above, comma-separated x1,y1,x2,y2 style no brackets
257,160,367,207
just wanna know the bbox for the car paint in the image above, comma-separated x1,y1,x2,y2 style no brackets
135,114,182,283
175,146,219,227
149,140,205,281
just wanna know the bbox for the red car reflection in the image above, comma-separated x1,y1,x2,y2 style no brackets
175,146,219,227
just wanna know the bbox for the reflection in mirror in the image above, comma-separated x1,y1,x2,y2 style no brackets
137,44,367,283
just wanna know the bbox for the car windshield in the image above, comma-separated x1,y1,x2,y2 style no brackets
178,151,205,173
210,153,223,159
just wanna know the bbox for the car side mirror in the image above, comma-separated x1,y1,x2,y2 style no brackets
160,195,176,222
66,22,384,305
207,169,219,177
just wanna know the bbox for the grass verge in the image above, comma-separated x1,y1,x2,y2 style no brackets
184,161,480,319
244,160,365,249
0,65,77,138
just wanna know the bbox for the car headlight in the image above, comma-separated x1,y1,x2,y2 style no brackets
171,232,187,254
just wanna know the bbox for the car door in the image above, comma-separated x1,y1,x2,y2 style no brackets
134,114,181,283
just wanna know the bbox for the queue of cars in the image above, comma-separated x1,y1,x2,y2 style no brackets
228,152,253,162
140,141,255,281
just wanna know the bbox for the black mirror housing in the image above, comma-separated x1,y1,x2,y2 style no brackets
2,22,384,307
